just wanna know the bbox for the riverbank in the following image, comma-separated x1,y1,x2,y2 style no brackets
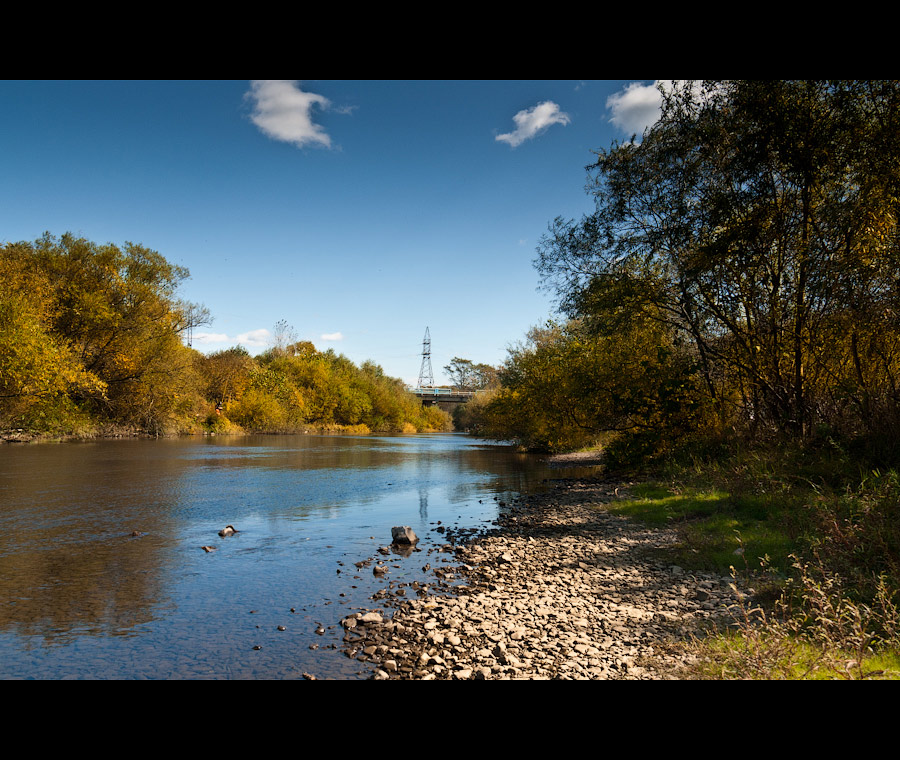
337,471,750,680
0,422,439,445
0,424,150,444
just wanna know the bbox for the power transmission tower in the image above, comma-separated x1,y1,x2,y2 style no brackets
417,327,434,388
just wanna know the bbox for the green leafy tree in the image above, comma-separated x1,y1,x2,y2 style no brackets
536,80,900,445
444,357,500,391
480,318,704,455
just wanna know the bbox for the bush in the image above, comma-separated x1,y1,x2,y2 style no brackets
227,388,288,431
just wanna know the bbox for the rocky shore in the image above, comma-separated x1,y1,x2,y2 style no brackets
338,475,750,680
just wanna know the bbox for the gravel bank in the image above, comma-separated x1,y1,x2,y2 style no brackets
339,476,748,680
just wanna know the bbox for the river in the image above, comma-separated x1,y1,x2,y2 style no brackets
0,433,562,679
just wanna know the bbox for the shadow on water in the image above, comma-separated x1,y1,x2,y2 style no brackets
0,433,581,679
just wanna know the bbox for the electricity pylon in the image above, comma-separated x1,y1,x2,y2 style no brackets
417,327,434,388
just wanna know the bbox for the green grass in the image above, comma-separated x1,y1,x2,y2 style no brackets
603,441,900,678
690,629,900,680
607,481,795,580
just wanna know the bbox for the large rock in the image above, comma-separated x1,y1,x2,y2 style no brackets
391,526,418,545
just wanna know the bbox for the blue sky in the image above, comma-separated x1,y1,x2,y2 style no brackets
1,80,666,385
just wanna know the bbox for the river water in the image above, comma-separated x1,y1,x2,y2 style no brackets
0,433,562,679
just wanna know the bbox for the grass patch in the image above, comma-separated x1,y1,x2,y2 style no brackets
605,441,900,678
690,628,900,680
608,481,795,579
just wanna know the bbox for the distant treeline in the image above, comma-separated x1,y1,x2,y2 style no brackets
0,233,450,438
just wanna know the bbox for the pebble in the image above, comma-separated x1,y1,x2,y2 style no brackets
337,477,751,680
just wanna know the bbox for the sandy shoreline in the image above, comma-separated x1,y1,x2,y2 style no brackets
336,474,747,680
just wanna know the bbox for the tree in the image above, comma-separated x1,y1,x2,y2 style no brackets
536,80,900,443
478,318,703,455
199,346,254,405
1,233,209,432
270,319,299,357
0,281,105,429
443,357,499,391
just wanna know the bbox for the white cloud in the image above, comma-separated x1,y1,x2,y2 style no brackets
496,101,571,148
246,80,333,149
193,332,230,344
189,328,272,351
606,81,663,136
236,328,272,346
607,81,719,137
320,332,343,341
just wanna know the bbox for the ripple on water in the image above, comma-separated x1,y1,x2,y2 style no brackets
0,434,563,679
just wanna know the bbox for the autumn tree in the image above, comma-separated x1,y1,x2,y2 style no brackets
198,346,254,406
477,315,704,456
0,257,105,430
1,233,209,433
536,80,900,446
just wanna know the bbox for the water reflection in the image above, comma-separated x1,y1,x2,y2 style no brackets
0,433,564,679
419,487,429,521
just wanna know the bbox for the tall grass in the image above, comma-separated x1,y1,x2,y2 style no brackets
609,440,900,678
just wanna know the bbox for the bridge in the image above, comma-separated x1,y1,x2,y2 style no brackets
411,387,476,412
411,328,477,412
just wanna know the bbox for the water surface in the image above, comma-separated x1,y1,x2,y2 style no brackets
0,433,559,679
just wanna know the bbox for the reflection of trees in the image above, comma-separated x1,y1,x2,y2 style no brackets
205,434,430,476
0,434,561,646
0,440,187,642
444,448,555,505
205,435,551,493
0,539,164,642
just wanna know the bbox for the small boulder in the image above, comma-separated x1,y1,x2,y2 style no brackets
391,526,418,545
